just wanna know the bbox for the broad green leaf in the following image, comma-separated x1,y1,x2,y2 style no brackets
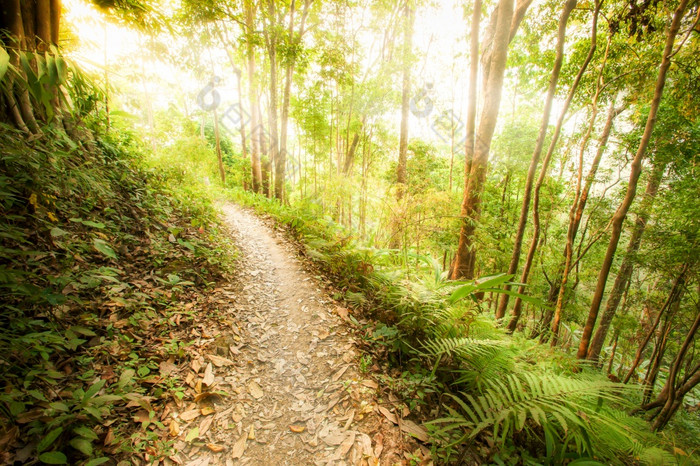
82,220,106,229
73,426,99,440
85,459,110,466
448,283,476,303
118,368,135,389
69,437,93,456
38,451,67,464
49,402,70,412
93,238,117,259
50,227,68,237
37,427,63,452
69,325,96,336
0,46,9,81
83,379,106,401
28,390,47,401
55,56,67,84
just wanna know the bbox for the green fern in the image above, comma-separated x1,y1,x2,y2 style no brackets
419,337,508,360
430,372,631,455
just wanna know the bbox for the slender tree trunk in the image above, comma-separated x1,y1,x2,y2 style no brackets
451,0,513,280
606,331,619,375
507,3,601,332
576,0,689,359
395,1,414,198
496,0,577,318
642,315,672,405
651,304,700,431
586,163,666,362
623,265,688,383
213,108,226,184
264,0,281,200
544,101,620,336
245,1,262,193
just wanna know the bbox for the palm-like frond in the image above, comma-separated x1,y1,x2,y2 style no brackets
431,372,630,451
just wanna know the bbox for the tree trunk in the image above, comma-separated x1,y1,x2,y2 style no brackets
245,1,262,193
265,0,281,200
213,108,226,184
576,0,689,359
587,162,666,362
623,265,688,384
651,305,700,431
507,3,601,333
395,1,414,199
544,100,620,336
451,0,513,280
496,0,577,318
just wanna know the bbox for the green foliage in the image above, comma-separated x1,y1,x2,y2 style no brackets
0,95,234,462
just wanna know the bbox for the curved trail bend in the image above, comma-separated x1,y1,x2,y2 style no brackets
179,203,423,466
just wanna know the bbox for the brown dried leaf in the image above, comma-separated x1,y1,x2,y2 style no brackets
191,359,202,373
400,420,429,443
335,432,356,459
230,434,247,459
377,406,397,424
209,354,235,367
248,381,263,399
169,419,180,437
362,379,378,389
202,363,215,386
180,409,200,421
201,406,216,416
199,415,214,436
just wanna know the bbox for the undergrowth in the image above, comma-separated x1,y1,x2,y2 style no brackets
0,121,236,464
227,187,696,465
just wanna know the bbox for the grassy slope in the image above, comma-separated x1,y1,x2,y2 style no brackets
0,123,236,463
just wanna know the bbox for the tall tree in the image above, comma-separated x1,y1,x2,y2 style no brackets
586,162,666,362
495,0,577,317
451,0,516,279
576,0,691,359
506,2,601,334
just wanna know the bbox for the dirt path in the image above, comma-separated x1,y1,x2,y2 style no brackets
176,203,425,466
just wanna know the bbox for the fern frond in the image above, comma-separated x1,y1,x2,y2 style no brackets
419,337,507,359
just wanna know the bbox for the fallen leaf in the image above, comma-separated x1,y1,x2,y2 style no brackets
230,434,247,459
335,432,356,459
194,392,223,405
362,379,378,389
201,406,216,416
199,415,214,436
133,410,151,425
209,354,234,367
202,363,215,386
159,360,177,376
185,426,199,442
336,306,350,321
400,420,429,443
169,420,180,437
191,359,202,373
332,365,350,382
248,381,263,399
180,409,200,421
378,406,397,424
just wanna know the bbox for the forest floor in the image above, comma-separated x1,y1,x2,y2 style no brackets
172,203,430,465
